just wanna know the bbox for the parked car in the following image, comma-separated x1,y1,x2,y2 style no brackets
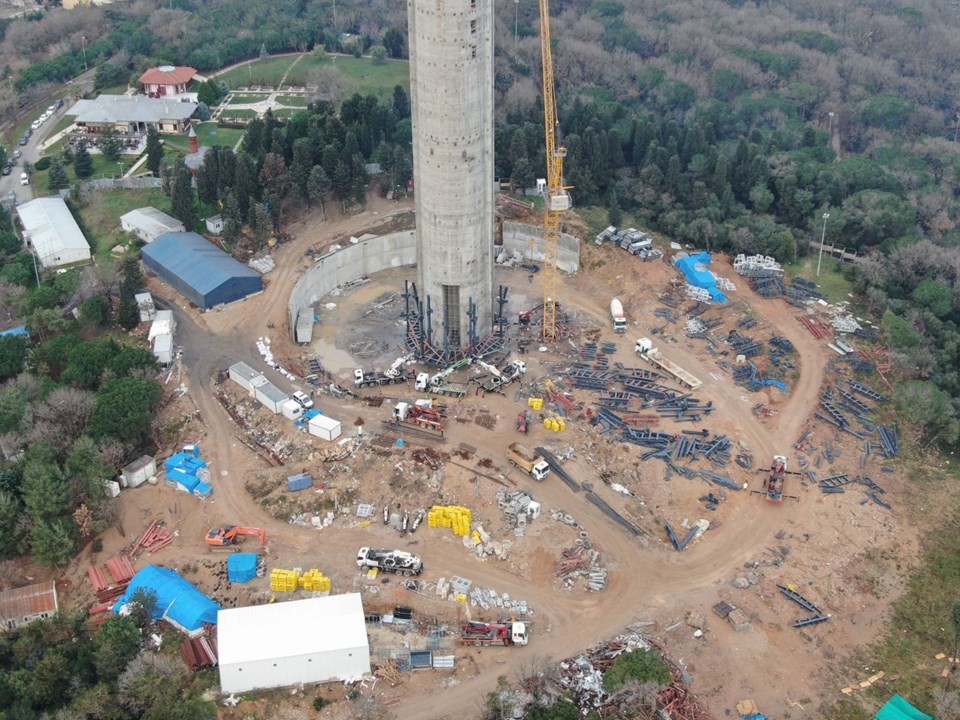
30,120,40,130
19,172,28,186
12,150,21,160
46,104,56,113
56,98,64,109
291,391,314,409
1,166,10,176
5,191,15,205
19,135,28,145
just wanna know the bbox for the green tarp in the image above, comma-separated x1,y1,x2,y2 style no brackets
875,695,932,720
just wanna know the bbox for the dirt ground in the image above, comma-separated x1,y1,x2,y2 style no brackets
52,197,929,720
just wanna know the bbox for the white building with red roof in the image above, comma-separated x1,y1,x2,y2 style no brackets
139,65,197,97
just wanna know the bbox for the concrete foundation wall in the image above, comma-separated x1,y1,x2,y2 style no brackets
500,222,581,274
287,231,416,332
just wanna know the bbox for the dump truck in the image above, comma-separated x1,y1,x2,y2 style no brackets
414,372,467,397
356,547,423,575
460,621,528,646
635,337,702,389
205,526,267,547
506,442,550,481
610,298,627,333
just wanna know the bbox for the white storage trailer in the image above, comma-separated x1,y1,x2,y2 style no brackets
295,308,313,345
120,455,157,488
255,380,288,414
153,333,173,365
229,361,262,395
309,414,342,441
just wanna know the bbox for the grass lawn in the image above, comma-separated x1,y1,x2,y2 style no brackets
217,56,300,90
218,108,257,121
78,187,173,261
30,153,141,195
293,54,409,97
784,255,854,305
48,115,75,136
227,93,266,105
272,108,308,119
160,123,247,153
276,94,309,107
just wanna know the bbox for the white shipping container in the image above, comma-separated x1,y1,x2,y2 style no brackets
153,333,173,365
121,455,157,488
254,380,287,414
308,414,342,441
281,399,303,420
228,361,263,394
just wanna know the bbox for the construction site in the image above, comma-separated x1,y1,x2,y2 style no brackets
45,2,934,719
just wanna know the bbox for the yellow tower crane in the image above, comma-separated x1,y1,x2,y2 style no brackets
538,0,570,342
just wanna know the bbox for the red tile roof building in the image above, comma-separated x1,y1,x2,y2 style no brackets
0,581,58,631
139,65,197,97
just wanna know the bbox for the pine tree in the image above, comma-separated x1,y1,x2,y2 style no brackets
47,157,69,191
221,192,242,243
117,255,145,330
73,141,94,178
170,162,196,230
100,127,121,162
146,126,164,175
307,165,330,217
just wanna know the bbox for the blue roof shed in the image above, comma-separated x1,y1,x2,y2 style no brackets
114,565,221,636
141,232,263,310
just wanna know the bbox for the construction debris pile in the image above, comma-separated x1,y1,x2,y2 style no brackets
553,523,607,592
434,575,532,614
496,488,540,536
555,631,712,720
814,380,893,441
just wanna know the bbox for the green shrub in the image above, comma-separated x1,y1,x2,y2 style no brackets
34,157,50,171
602,648,672,691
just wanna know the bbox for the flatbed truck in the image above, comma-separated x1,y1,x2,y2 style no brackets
635,337,702,390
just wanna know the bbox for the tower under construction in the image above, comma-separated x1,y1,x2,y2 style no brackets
407,0,495,353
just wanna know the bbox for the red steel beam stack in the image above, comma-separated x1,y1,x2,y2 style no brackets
129,521,173,558
106,556,135,584
87,566,109,592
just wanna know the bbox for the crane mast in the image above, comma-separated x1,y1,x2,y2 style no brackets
538,0,569,341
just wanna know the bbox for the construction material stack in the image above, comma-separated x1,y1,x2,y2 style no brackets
428,505,472,536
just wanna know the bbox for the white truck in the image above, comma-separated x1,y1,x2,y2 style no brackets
610,298,627,333
356,547,423,575
635,337,703,390
506,442,550,481
354,355,411,388
414,372,467,397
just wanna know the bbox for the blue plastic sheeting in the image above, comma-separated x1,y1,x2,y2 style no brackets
165,452,212,498
141,232,263,310
675,252,727,303
303,409,321,419
0,326,29,338
227,554,258,583
115,565,221,633
875,695,932,720
758,379,788,392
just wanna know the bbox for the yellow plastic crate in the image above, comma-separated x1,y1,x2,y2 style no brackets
299,569,331,593
269,568,301,592
528,397,543,410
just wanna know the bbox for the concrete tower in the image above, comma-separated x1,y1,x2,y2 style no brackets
408,0,495,350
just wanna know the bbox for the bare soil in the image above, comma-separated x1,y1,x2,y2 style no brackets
55,198,926,719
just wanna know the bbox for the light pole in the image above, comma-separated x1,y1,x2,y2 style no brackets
514,0,520,46
828,111,834,134
954,112,960,143
816,212,830,277
117,161,124,179
81,36,88,71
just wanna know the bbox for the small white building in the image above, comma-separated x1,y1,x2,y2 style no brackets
228,361,262,394
148,310,176,342
16,198,91,269
121,207,185,244
309,414,342,441
218,594,370,694
153,333,174,365
205,215,224,235
135,292,157,322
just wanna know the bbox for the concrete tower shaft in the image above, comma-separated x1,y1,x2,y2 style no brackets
408,0,495,349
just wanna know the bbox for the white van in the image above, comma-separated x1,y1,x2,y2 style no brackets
19,173,28,186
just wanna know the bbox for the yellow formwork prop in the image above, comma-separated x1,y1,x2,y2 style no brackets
428,505,473,536
269,568,301,592
299,569,332,593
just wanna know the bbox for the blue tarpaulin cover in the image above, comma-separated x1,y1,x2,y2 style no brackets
114,565,221,633
675,252,727,303
227,554,258,583
0,326,29,338
875,695,932,720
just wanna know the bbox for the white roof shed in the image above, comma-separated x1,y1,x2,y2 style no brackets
16,198,91,268
218,594,370,694
121,207,185,243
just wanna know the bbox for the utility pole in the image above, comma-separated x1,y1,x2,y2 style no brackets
81,36,88,72
515,0,520,46
816,212,830,277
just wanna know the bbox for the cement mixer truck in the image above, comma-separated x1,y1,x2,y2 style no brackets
610,298,627,333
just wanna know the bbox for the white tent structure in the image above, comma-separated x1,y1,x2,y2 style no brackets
16,198,91,268
218,594,370,693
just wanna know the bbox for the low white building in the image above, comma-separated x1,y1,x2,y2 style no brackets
121,207,185,244
218,594,370,694
16,198,91,269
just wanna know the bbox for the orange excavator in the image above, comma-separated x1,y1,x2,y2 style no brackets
205,525,267,547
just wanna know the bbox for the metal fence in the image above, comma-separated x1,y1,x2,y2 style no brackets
80,177,163,192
